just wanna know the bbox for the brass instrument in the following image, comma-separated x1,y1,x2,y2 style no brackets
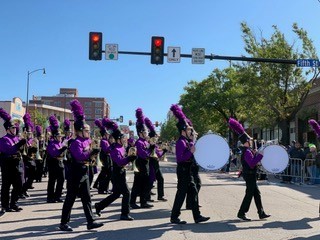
149,136,158,159
35,138,42,160
128,147,137,157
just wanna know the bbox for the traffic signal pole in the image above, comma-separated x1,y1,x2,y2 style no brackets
108,50,297,65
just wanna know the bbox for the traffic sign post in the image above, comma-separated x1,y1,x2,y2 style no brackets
192,48,205,64
105,44,118,60
296,59,319,67
167,47,181,63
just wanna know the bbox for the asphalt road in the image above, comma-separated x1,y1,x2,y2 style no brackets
0,154,319,240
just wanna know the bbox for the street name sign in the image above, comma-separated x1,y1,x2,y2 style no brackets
192,48,205,64
105,44,118,60
296,59,319,67
167,47,181,63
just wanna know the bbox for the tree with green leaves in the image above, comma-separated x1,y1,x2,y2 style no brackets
235,22,319,145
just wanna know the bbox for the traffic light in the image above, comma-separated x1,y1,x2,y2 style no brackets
151,36,164,65
155,121,159,127
129,120,133,126
89,32,102,60
119,116,123,123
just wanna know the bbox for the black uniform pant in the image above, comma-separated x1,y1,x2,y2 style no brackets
186,163,201,208
47,164,65,201
61,164,94,225
238,173,263,215
1,164,23,209
96,169,130,215
148,159,164,199
93,166,112,192
171,163,201,221
130,172,149,206
35,160,44,182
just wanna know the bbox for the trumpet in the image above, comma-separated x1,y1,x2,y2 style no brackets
128,147,137,157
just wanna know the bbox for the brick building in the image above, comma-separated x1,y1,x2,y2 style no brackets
29,88,110,130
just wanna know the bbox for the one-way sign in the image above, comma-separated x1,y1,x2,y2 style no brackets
167,47,181,63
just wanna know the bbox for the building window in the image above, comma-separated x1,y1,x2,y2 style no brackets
84,108,92,114
85,102,92,107
55,101,61,107
95,109,102,114
44,101,51,105
95,102,103,107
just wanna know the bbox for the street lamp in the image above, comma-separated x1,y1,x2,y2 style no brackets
26,68,46,112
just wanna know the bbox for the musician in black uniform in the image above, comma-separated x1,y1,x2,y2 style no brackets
94,119,136,220
229,118,270,221
0,108,26,214
170,104,210,224
59,99,103,231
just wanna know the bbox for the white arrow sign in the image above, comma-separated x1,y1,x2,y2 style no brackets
167,47,181,63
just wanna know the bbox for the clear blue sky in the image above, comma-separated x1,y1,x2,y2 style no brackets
1,0,319,130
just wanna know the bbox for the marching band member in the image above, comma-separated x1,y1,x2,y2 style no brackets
35,125,45,183
62,119,73,182
21,113,37,197
46,115,66,203
144,117,167,202
228,118,270,221
93,118,113,194
94,118,136,220
59,99,103,232
130,108,154,209
0,108,26,214
169,104,210,224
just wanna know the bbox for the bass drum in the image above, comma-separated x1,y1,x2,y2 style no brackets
194,134,230,171
261,145,289,174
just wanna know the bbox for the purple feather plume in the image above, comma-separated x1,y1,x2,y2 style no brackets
170,104,187,121
49,115,60,131
0,108,12,122
135,108,145,125
228,118,245,135
308,119,320,138
70,99,85,121
102,117,118,131
23,113,34,131
35,125,42,136
64,119,71,129
145,117,155,133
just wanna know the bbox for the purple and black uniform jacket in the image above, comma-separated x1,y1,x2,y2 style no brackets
69,136,91,164
99,138,111,167
175,136,194,164
107,143,130,169
241,146,263,174
0,134,23,170
135,137,152,174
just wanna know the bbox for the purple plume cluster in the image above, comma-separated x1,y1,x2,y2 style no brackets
228,118,245,135
70,99,85,121
102,117,118,132
0,108,12,122
35,125,42,137
64,119,71,130
170,104,187,121
23,113,34,131
49,115,60,132
145,117,155,133
135,108,145,125
308,119,320,138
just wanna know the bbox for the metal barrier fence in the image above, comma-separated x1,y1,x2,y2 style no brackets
228,156,320,185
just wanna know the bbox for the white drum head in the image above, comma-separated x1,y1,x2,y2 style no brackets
261,145,289,174
194,134,230,170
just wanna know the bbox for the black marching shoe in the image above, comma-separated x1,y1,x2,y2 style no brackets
55,198,64,203
237,213,251,221
141,203,153,208
158,197,168,202
120,215,134,221
11,206,23,212
195,216,210,223
59,223,73,232
259,212,271,219
130,203,141,209
95,203,101,217
87,221,104,230
170,218,187,224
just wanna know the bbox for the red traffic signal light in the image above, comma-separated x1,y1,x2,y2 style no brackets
89,32,102,60
151,36,164,65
